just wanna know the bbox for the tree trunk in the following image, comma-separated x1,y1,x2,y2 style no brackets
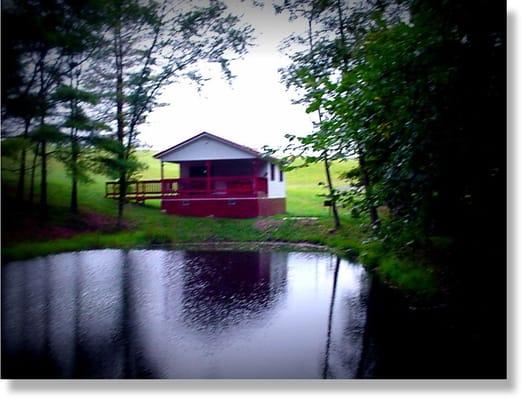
70,136,79,213
358,152,380,230
71,172,78,213
16,147,26,202
323,155,341,230
37,50,48,219
16,147,26,205
308,17,341,230
115,22,126,229
16,146,27,202
39,139,47,219
29,143,39,204
16,119,30,202
69,62,79,214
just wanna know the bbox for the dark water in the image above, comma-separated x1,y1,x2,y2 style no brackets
2,249,371,379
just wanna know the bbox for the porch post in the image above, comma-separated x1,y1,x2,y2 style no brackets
252,159,257,195
206,160,211,194
160,161,164,196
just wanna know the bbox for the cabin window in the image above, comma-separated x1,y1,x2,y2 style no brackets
279,169,284,182
270,163,275,181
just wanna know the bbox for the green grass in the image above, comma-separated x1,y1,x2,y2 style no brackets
377,257,436,294
1,151,436,295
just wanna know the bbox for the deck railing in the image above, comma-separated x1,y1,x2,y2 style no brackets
105,176,268,200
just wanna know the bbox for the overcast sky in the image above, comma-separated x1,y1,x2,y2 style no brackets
139,1,314,152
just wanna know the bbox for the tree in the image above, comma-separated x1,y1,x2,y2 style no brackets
1,1,46,203
91,0,253,228
298,0,504,250
274,0,387,230
53,76,106,213
274,0,344,229
1,0,105,217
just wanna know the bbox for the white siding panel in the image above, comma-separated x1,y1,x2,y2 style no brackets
267,162,286,198
160,137,256,162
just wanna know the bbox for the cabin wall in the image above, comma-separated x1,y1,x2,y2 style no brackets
266,162,286,199
159,137,256,162
161,197,285,218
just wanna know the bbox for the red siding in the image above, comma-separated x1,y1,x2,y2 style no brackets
258,198,286,217
161,198,285,218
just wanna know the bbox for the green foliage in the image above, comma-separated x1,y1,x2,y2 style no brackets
1,0,110,212
1,137,31,159
93,148,147,181
276,0,504,255
79,0,254,225
2,0,253,222
31,124,66,143
52,85,99,105
377,257,436,295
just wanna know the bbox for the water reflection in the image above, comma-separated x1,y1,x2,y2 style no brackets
2,249,369,379
180,251,287,334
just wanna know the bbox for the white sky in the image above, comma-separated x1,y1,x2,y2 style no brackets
139,1,314,152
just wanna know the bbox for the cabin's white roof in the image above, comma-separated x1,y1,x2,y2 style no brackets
154,132,265,162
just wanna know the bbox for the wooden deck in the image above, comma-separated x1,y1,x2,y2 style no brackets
105,176,268,201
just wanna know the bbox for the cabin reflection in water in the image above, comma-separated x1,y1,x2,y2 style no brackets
180,251,288,333
1,249,370,379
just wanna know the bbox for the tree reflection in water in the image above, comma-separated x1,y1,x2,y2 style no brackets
2,249,370,378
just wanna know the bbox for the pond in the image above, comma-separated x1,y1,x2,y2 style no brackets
1,249,371,379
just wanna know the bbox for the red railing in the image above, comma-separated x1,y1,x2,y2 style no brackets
105,176,268,200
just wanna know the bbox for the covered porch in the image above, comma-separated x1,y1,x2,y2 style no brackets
105,159,268,201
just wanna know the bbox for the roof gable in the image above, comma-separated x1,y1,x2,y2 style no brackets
154,132,262,162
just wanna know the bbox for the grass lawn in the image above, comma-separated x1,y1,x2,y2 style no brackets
1,151,436,295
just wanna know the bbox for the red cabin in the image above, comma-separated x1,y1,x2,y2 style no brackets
106,132,286,218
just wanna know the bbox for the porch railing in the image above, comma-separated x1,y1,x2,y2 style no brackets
105,176,268,200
